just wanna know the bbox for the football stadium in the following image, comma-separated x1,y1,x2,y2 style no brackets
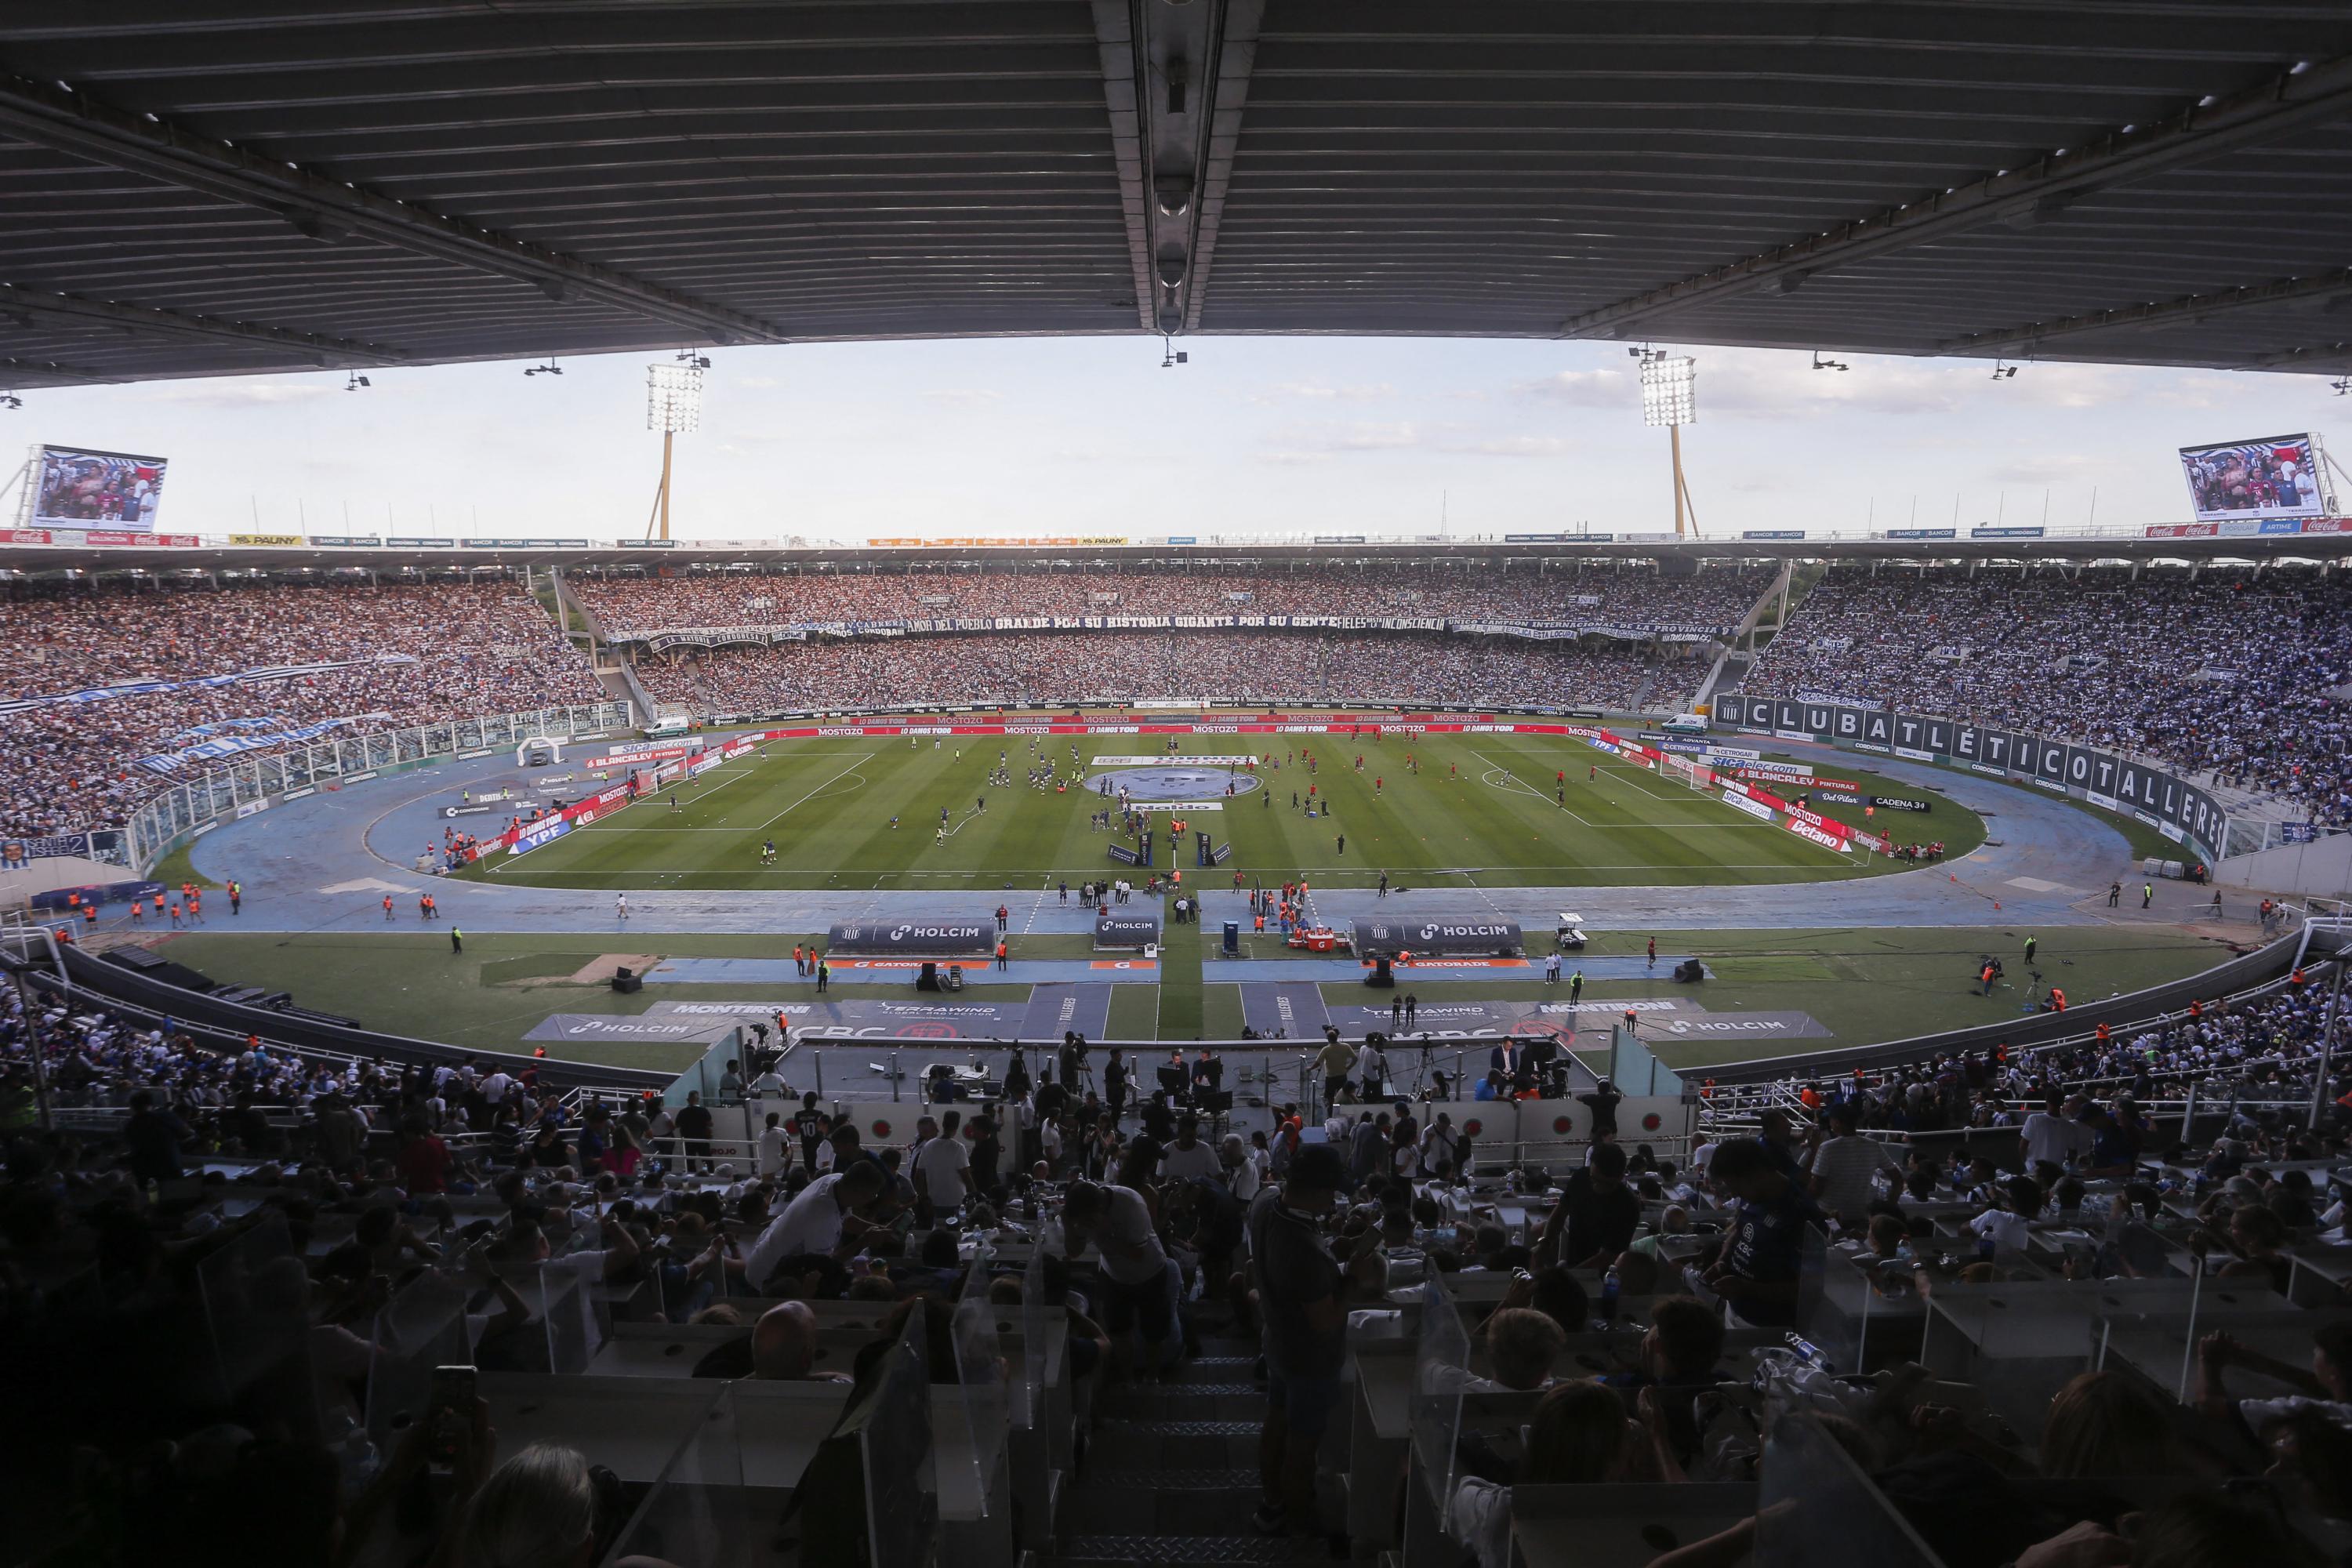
5,9,2352,1568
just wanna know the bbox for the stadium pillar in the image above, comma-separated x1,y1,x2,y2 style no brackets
657,426,673,542
1671,424,1686,537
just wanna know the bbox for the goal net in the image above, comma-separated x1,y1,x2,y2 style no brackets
1661,753,1707,792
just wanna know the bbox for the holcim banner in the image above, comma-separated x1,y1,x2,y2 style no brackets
1711,692,2225,858
1350,917,1523,958
1094,912,1162,950
825,918,995,956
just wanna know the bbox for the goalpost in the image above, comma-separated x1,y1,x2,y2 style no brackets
1661,753,1708,792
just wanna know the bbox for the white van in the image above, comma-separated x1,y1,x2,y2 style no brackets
1663,713,1709,735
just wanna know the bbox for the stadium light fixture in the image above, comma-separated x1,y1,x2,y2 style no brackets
1638,352,1695,426
644,359,705,543
1632,350,1699,538
345,372,369,391
1810,351,1848,372
1991,358,2020,379
647,361,703,434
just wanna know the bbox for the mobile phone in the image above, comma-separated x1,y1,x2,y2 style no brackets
426,1364,477,1473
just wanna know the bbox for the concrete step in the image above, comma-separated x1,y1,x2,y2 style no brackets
1166,1355,1261,1386
1098,1386,1265,1423
1057,1471,1264,1539
1043,1534,1323,1566
1086,1417,1262,1472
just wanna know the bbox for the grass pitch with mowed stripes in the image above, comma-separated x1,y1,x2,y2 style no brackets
456,728,1980,891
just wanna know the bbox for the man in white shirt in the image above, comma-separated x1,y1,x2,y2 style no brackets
1161,1116,1223,1183
1806,1103,1904,1228
1968,1175,2042,1257
913,1112,974,1214
739,1162,886,1291
1064,1180,1173,1374
749,1063,789,1096
2020,1093,2091,1179
1221,1133,1262,1202
755,1112,789,1178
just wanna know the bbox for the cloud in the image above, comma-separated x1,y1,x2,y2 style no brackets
1439,434,1570,458
1693,349,1962,419
137,380,338,408
1254,420,1425,465
919,388,1004,408
1247,381,1396,406
1987,453,2107,485
1512,369,1632,407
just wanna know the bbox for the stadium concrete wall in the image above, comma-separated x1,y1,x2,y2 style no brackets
1702,927,2332,1083
2212,830,2352,898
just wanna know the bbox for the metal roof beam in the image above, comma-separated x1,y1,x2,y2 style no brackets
1181,0,1261,332
0,353,113,385
2247,341,2352,371
0,281,407,366
1091,0,1156,332
1940,269,2352,357
1558,53,2352,339
0,69,788,347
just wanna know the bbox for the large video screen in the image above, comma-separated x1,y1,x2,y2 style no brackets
2178,433,2329,522
31,445,169,532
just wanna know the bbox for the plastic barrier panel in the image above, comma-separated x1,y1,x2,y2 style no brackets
365,1269,474,1444
1411,1277,1473,1510
951,1244,1011,1515
1756,1409,1947,1568
870,1303,942,1568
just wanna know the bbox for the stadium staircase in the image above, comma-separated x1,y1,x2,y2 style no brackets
1692,561,1794,710
550,568,660,724
1039,1330,1312,1567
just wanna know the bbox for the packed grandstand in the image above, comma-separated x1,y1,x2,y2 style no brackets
3,539,2351,1568
10,557,2352,846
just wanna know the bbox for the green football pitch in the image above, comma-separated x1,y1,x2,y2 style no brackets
453,729,1980,891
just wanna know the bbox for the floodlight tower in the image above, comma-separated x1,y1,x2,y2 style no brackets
1638,352,1698,537
644,360,705,541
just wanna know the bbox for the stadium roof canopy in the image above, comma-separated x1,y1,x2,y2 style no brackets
3,2,2352,388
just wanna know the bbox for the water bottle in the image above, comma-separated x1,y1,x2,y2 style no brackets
1783,1333,1829,1370
1599,1265,1621,1325
339,1428,381,1499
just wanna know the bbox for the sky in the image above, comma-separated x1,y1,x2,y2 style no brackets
7,336,2347,543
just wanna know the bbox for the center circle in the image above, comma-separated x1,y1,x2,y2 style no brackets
1087,766,1263,801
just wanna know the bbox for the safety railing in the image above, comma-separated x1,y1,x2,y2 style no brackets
123,699,633,871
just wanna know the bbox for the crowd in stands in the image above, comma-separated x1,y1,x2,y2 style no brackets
572,564,1777,637
635,630,1688,713
1738,565,2352,824
0,578,604,837
5,956,2350,1567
